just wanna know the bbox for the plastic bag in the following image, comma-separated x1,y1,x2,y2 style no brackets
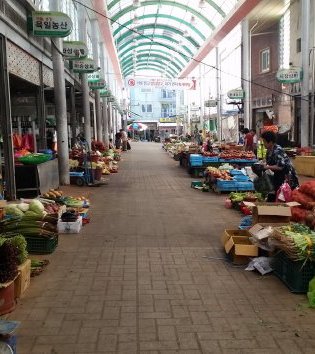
245,257,273,275
253,171,274,193
276,182,292,202
307,277,315,308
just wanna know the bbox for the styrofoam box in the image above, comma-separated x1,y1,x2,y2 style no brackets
58,216,82,234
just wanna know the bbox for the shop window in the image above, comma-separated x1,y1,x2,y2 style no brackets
260,48,270,73
142,104,152,113
296,38,301,53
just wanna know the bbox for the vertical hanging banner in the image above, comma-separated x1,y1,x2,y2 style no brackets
28,12,73,37
63,41,88,59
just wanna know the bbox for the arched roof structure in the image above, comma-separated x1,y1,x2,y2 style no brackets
107,0,240,78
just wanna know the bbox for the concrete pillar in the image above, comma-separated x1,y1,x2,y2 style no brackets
301,0,311,146
102,97,109,148
0,35,16,199
38,63,46,149
70,86,77,147
91,19,102,141
50,0,69,185
216,47,222,141
78,4,91,148
242,19,251,129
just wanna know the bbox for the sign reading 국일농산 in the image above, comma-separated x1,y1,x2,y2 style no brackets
70,59,97,73
63,41,88,59
28,12,72,37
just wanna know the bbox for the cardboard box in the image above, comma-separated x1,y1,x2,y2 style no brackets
224,236,258,265
249,223,290,240
221,229,251,247
252,203,291,224
58,216,82,234
14,259,31,299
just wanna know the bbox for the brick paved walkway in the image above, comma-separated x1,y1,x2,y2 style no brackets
8,143,315,353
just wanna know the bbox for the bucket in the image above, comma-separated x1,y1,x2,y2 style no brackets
0,281,16,315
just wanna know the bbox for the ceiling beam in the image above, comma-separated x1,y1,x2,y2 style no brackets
179,0,262,78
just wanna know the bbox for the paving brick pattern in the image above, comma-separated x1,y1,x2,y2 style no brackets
7,143,315,353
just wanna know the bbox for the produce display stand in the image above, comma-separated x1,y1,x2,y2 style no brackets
14,159,59,198
293,156,315,177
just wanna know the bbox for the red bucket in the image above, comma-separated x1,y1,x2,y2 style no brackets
0,281,16,315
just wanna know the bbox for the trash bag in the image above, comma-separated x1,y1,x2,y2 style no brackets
253,171,274,193
276,182,292,202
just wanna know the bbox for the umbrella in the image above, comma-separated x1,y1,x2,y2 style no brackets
127,122,148,131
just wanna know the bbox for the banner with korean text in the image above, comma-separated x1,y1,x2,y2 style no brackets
126,77,196,90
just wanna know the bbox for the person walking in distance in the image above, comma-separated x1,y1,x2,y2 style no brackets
120,129,128,151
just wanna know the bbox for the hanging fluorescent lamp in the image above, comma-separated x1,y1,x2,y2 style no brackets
190,16,196,25
133,0,141,8
199,0,206,9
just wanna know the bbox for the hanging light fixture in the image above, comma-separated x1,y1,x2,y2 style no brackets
199,0,206,9
183,30,189,37
133,0,141,8
190,16,196,25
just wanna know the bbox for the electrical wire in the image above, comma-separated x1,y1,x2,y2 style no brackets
72,0,309,102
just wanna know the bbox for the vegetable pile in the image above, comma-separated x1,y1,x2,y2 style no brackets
0,234,28,265
291,181,315,226
272,223,315,261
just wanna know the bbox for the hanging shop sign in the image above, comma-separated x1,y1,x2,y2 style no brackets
99,89,111,97
63,41,88,59
227,89,245,100
89,80,106,90
28,12,72,37
205,99,217,107
159,118,176,123
87,72,101,83
126,77,196,90
276,67,303,83
107,97,115,103
70,59,97,73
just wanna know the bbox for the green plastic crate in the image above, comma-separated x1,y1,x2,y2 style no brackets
191,181,203,188
273,252,315,293
25,235,58,254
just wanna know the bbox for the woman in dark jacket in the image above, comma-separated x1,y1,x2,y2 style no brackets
261,131,299,201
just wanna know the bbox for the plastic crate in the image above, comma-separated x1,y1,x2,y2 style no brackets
217,179,237,188
236,181,254,191
24,235,58,254
190,161,203,167
203,156,219,163
272,252,315,293
234,174,249,182
230,169,245,175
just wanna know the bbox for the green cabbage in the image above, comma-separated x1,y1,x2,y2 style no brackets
29,200,45,214
4,205,24,217
17,203,29,212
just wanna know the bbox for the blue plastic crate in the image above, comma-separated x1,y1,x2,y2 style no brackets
203,156,219,163
190,161,203,167
236,181,254,191
230,169,245,175
233,174,249,182
217,179,237,189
